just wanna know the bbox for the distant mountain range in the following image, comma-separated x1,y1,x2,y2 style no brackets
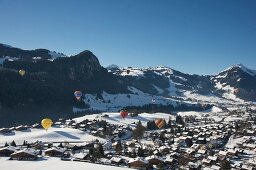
0,43,255,126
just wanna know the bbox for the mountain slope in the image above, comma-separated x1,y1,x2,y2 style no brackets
1,43,255,126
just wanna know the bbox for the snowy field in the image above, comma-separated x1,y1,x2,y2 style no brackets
0,157,129,170
74,112,175,127
0,127,106,146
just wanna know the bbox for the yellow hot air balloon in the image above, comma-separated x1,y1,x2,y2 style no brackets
41,118,53,131
19,69,26,76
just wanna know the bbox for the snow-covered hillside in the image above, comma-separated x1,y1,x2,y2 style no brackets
74,112,175,127
0,127,106,146
48,51,67,61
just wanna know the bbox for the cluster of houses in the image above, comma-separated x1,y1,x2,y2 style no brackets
0,109,255,170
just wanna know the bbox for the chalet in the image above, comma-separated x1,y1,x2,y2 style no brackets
188,162,201,170
208,156,218,164
164,157,175,166
159,146,170,154
197,149,206,154
11,148,38,160
110,157,124,165
73,152,89,161
44,147,65,157
202,158,212,166
219,150,227,159
227,149,238,157
128,158,148,169
185,148,195,156
145,155,164,165
210,165,221,170
0,146,17,156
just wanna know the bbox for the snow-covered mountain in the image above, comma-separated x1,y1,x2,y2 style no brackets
102,64,256,107
1,42,255,126
0,43,67,61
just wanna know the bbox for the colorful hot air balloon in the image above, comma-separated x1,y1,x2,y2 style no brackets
74,91,82,101
120,110,128,119
155,118,166,129
41,118,53,131
19,69,26,76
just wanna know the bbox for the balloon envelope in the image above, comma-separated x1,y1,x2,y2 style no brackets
74,91,82,100
155,119,166,129
41,118,53,130
19,69,25,76
120,110,128,118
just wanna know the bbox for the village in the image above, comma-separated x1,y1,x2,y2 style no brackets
0,107,256,170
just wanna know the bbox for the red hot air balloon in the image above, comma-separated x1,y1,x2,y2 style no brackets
155,119,166,129
74,91,83,101
120,110,129,119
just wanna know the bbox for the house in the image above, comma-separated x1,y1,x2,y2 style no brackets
210,165,221,170
0,146,17,157
208,156,218,164
202,158,212,166
145,155,165,165
110,156,124,165
159,146,170,154
128,158,148,169
44,147,65,157
227,149,238,157
11,148,38,160
197,149,206,154
164,157,175,166
188,162,201,170
219,150,227,159
73,152,89,161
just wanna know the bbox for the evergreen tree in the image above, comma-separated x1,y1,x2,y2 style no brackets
176,115,185,125
132,121,145,140
221,159,231,170
58,142,63,148
94,143,104,158
159,132,165,143
4,141,8,147
137,147,144,157
115,140,122,155
185,138,193,147
11,140,16,147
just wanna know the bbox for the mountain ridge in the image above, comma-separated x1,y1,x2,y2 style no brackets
0,43,255,126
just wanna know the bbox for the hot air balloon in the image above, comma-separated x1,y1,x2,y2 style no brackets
41,118,53,131
126,70,130,74
74,91,82,101
19,69,26,76
155,118,166,129
120,110,128,119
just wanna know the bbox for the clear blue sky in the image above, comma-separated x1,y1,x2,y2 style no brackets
0,0,255,75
